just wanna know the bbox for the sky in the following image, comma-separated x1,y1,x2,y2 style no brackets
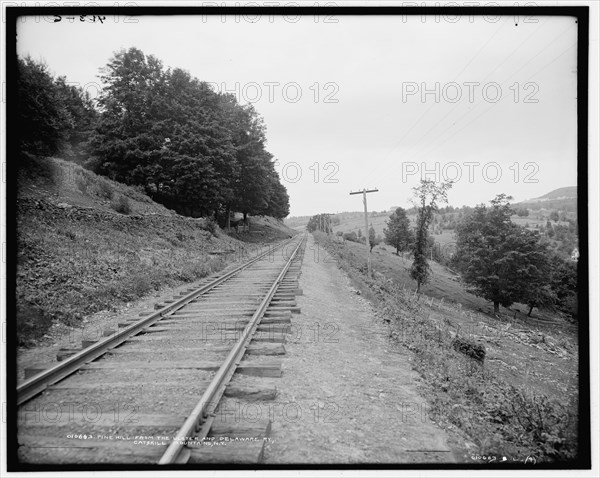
16,10,579,217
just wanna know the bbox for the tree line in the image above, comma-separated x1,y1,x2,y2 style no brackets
16,48,290,222
314,180,578,321
385,183,578,319
428,204,578,261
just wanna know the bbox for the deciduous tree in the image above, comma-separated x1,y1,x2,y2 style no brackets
383,207,412,255
368,225,377,252
454,194,553,316
17,57,94,157
410,180,452,292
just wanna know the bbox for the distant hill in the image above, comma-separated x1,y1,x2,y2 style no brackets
515,186,577,213
284,216,311,228
534,186,577,201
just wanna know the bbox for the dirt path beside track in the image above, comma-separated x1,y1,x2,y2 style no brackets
264,235,457,464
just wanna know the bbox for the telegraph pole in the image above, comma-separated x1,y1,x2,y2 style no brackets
349,188,379,279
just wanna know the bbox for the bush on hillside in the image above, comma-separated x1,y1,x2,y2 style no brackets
343,231,358,242
95,179,114,200
203,217,218,235
111,195,131,214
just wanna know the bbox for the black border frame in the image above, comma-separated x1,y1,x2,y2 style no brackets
4,4,591,472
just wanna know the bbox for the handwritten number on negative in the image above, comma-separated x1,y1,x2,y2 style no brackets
53,15,105,23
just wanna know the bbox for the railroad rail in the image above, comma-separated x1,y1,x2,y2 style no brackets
16,233,306,465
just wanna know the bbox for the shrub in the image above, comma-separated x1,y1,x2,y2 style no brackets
17,303,53,346
130,274,151,297
178,260,212,281
343,231,358,242
505,386,577,460
203,217,218,235
452,337,486,362
111,195,131,214
95,179,114,200
129,184,152,203
74,174,89,195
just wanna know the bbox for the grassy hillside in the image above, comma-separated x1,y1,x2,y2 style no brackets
16,156,296,346
331,211,458,256
313,232,578,462
331,212,406,238
515,186,577,213
326,236,575,329
536,186,577,200
332,185,578,261
284,216,311,228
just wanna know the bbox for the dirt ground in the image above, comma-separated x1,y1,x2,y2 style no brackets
263,234,458,464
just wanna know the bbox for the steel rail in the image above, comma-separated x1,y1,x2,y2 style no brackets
17,236,297,405
158,234,306,464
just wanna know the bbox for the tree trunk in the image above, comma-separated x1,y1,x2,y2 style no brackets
226,205,231,230
416,281,421,293
494,301,500,315
527,305,534,317
396,247,399,255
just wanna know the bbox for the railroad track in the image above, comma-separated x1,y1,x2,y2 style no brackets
16,234,306,465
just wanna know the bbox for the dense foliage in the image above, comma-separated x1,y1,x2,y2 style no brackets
17,57,97,158
16,50,290,222
383,207,413,255
91,47,289,220
306,213,333,233
453,194,560,316
550,258,578,319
